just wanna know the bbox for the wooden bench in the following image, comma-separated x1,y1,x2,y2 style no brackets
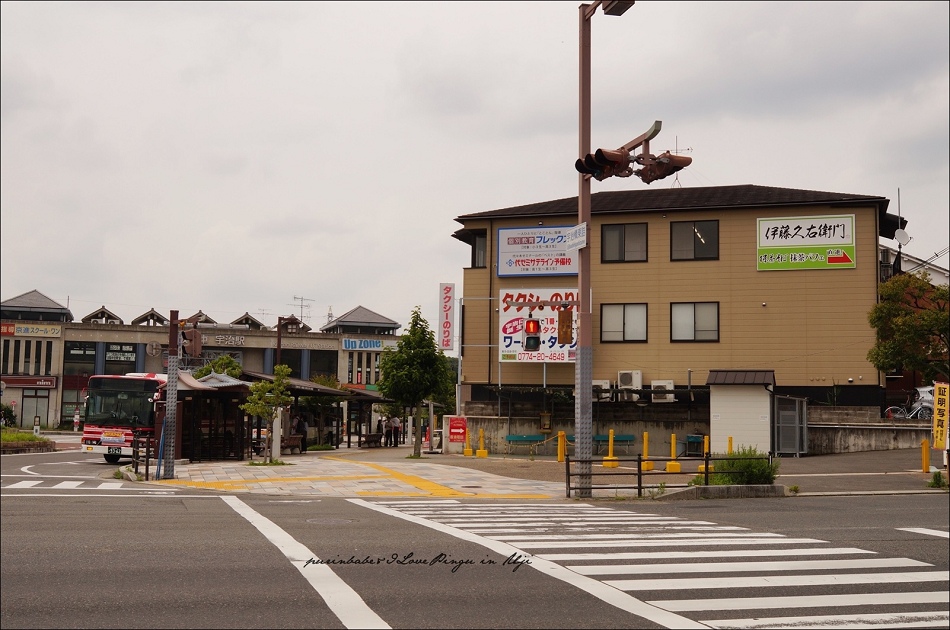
504,434,548,455
362,433,383,448
280,434,302,454
565,434,636,455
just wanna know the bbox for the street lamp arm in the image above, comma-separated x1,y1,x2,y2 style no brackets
619,120,662,154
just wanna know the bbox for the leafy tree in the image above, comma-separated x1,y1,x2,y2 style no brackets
867,271,949,384
192,354,243,379
1,403,17,428
378,306,451,457
239,364,293,462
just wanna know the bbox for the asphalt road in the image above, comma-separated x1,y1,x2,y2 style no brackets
2,449,947,629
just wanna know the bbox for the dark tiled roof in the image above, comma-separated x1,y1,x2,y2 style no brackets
131,309,170,326
321,305,399,331
0,289,74,320
81,306,123,324
453,184,902,239
706,370,776,386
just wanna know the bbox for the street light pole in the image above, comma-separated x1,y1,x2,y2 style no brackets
576,1,634,498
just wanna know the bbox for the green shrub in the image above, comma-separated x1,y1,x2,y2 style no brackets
707,446,779,485
1,428,51,443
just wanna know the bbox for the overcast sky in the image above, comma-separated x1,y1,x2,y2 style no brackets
2,1,947,346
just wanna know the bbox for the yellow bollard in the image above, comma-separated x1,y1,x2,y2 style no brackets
665,432,681,472
727,436,733,454
641,431,654,471
476,428,488,458
603,428,619,468
922,438,931,473
463,427,473,457
557,430,566,463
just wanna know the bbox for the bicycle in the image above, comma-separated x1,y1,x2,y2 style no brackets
884,400,934,421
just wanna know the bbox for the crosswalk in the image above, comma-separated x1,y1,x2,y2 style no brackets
3,479,130,491
362,500,950,629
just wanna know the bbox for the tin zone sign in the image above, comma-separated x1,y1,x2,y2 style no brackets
757,214,856,270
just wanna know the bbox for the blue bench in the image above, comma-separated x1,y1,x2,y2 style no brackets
504,434,548,455
566,434,636,454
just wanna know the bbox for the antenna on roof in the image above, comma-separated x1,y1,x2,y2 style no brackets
326,305,334,325
291,295,314,322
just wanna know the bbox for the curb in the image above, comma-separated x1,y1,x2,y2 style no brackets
656,484,789,501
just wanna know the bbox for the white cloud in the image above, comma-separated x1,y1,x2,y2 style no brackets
2,1,947,336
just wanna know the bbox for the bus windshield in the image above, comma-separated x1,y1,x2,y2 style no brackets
85,379,158,429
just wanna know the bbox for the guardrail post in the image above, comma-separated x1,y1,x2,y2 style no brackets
565,454,572,498
704,452,711,486
637,453,643,497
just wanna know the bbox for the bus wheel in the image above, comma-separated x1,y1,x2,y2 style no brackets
104,454,121,464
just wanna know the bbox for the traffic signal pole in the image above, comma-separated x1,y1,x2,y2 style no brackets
577,0,636,497
577,3,595,498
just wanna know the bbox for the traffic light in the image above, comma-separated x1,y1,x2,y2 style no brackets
557,309,573,346
575,148,632,181
181,326,202,357
635,151,692,184
523,315,541,351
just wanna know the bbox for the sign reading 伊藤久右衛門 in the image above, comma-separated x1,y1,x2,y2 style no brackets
757,214,856,270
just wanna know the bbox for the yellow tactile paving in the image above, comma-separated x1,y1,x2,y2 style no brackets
154,454,561,499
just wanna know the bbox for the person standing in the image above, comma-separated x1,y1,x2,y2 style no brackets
392,416,401,447
384,417,394,447
296,416,309,453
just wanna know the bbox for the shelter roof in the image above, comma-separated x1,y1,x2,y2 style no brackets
241,370,352,397
706,370,776,386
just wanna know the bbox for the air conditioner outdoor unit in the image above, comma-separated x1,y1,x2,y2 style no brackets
651,379,676,403
592,379,612,401
617,370,642,389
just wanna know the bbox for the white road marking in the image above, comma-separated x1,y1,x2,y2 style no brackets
6,480,43,488
352,498,708,629
703,610,949,629
539,547,875,561
653,591,950,612
221,495,389,630
898,527,950,539
571,557,930,575
612,570,949,591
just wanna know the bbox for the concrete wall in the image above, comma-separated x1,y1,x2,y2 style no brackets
455,402,930,456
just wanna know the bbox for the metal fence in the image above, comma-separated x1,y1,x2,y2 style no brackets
564,452,774,498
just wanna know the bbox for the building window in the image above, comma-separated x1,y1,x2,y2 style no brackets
671,220,718,260
602,223,647,262
671,302,719,341
472,233,487,268
601,303,647,342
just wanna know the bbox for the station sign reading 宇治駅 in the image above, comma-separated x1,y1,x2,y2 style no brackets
757,214,856,270
498,288,577,363
497,226,579,277
342,338,399,351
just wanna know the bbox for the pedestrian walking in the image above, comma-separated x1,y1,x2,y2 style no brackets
295,416,309,453
384,417,394,447
392,417,401,446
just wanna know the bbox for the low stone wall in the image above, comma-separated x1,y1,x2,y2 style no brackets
0,440,57,454
807,423,931,455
